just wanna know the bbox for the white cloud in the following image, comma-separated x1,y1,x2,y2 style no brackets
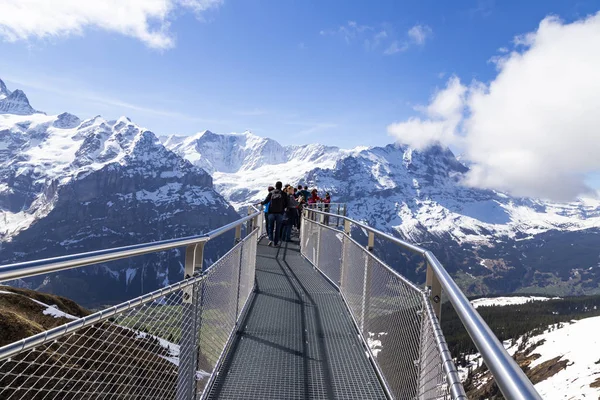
408,24,433,45
388,13,600,201
383,41,408,55
374,30,388,41
320,21,373,44
322,21,433,55
0,0,222,49
388,77,466,149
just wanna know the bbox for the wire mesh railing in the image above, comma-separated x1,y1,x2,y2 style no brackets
300,212,466,400
301,208,543,400
0,215,260,400
305,202,346,225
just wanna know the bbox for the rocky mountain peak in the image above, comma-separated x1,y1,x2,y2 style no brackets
0,78,10,100
53,112,81,129
0,84,41,115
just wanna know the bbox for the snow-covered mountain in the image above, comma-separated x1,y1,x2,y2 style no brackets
161,130,342,175
0,81,41,115
2,74,599,299
163,130,600,296
0,79,239,306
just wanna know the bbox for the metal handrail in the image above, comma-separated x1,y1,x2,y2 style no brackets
0,269,208,361
0,211,261,282
305,208,542,400
0,221,262,400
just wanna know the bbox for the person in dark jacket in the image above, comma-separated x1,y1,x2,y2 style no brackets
323,192,331,225
295,185,305,229
263,186,274,227
300,185,311,203
261,181,288,246
282,186,299,242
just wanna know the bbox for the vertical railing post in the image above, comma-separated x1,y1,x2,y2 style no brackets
299,209,305,248
336,204,341,227
360,231,375,332
234,225,242,244
246,206,257,238
235,240,245,321
339,220,352,291
425,262,442,320
315,215,322,267
177,242,205,400
246,207,252,238
253,214,260,239
343,219,351,238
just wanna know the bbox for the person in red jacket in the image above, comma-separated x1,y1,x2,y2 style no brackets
308,189,320,204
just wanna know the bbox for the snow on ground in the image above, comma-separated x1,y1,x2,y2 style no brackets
0,289,79,319
134,329,210,379
367,332,387,357
28,297,79,319
0,209,43,240
459,315,600,399
470,296,561,309
125,268,137,285
41,304,78,319
507,316,600,399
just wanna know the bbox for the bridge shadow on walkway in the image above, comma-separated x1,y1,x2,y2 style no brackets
207,237,387,400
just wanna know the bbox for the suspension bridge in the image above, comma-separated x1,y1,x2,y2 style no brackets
0,204,541,399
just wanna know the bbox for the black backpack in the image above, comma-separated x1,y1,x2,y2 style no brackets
268,189,287,213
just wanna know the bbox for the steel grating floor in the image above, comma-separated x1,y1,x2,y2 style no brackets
207,237,387,400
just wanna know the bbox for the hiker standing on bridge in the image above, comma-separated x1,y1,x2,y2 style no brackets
282,186,299,242
323,192,331,225
300,185,310,203
308,189,320,204
261,181,288,247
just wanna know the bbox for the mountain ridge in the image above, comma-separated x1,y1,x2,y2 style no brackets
0,79,42,115
2,77,600,299
163,128,600,296
0,79,239,306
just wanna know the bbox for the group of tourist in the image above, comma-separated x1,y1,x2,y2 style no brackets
260,182,331,247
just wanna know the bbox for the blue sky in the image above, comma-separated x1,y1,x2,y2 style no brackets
0,0,598,152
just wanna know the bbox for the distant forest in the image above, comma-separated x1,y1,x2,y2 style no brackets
442,295,600,358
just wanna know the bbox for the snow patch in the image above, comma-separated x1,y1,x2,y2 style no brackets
367,332,388,357
125,268,137,285
471,296,561,309
507,316,600,399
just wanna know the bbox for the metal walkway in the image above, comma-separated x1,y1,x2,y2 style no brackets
0,206,543,400
207,238,387,400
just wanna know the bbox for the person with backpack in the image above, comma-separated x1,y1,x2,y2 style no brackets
282,186,299,242
261,181,288,246
263,186,274,227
